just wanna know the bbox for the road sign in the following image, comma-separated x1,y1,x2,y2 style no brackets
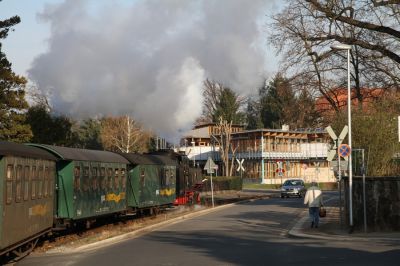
331,160,348,171
236,158,245,172
326,126,338,141
204,157,216,174
326,149,337,162
325,126,349,161
338,144,351,157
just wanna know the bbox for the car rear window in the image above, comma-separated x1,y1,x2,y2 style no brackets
283,180,303,186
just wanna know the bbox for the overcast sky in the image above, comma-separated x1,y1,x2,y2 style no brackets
1,0,282,140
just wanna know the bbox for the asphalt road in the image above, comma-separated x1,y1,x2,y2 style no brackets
18,191,400,266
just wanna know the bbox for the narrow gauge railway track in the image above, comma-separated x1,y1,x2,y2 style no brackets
33,206,196,254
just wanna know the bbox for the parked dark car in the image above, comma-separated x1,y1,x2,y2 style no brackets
280,179,306,198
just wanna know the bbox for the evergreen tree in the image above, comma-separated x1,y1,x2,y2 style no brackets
74,118,103,149
0,10,32,142
259,76,283,129
26,104,74,146
212,87,245,124
246,98,263,129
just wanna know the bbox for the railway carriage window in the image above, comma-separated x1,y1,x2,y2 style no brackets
6,164,13,204
31,166,37,199
167,169,172,185
100,167,106,190
114,169,119,190
24,166,30,201
38,166,44,198
74,166,81,191
49,166,54,196
121,169,126,189
92,167,98,191
16,165,23,202
140,168,145,187
108,168,113,189
44,167,49,197
83,166,89,192
161,169,167,187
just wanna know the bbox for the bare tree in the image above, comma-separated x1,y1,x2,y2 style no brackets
100,115,150,153
305,0,400,64
200,79,223,123
269,0,400,120
200,79,246,124
212,117,238,177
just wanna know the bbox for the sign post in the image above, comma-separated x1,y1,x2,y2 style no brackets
276,161,285,184
326,125,349,228
236,158,245,181
204,157,216,207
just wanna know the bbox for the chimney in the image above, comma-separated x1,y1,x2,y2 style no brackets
282,124,289,131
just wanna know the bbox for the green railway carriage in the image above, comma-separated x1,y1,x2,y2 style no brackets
121,153,176,211
28,144,130,226
0,141,57,256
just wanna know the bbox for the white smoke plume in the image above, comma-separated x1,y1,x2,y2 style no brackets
29,0,276,140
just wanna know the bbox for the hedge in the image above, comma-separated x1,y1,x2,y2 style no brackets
201,176,242,192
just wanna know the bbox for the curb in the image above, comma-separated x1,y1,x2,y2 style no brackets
288,210,400,243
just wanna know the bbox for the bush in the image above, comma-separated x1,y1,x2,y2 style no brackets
202,176,242,192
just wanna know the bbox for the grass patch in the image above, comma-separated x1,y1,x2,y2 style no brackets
243,183,281,189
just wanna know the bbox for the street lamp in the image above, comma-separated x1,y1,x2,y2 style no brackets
331,43,353,227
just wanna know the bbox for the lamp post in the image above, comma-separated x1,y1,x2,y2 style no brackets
331,43,353,227
191,141,196,167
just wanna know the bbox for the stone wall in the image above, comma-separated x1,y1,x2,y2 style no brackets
343,176,400,231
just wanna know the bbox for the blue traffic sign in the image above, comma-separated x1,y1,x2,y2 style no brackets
338,144,351,157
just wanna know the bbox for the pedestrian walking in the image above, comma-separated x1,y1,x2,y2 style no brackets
304,182,324,228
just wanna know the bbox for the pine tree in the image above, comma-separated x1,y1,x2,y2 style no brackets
0,9,32,142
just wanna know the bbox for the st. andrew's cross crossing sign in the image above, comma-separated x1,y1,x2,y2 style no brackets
326,125,349,161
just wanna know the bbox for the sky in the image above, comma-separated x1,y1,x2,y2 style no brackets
0,0,282,141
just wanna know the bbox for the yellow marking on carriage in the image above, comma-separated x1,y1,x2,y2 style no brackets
105,192,126,203
29,204,49,216
160,188,175,196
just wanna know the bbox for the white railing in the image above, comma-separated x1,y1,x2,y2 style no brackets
176,146,220,161
231,143,329,160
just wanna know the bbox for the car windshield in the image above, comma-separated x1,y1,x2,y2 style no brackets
283,180,303,186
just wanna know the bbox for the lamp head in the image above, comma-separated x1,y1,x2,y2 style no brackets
331,43,352,50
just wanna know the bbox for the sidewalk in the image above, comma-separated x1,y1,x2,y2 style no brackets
288,205,400,243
